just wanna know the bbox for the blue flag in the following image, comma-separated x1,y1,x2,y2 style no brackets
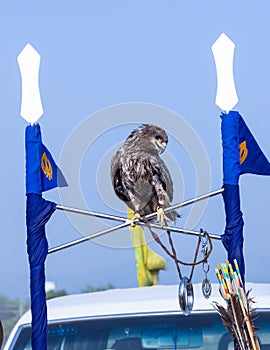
25,123,66,349
25,124,67,194
221,111,270,284
239,115,270,176
221,184,245,281
26,194,56,350
222,111,270,185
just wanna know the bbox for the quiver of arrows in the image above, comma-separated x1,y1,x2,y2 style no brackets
213,260,260,350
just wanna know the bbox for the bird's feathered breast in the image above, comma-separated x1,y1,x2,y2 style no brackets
110,124,174,215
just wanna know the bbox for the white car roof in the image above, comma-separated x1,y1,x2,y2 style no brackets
14,282,270,326
4,283,270,350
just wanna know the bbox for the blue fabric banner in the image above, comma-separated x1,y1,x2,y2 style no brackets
221,112,240,185
221,111,270,185
25,123,66,349
25,124,67,194
221,184,245,283
239,115,270,176
26,194,56,350
221,111,270,283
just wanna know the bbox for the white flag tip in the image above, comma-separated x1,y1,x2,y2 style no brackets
211,33,235,52
212,33,239,112
17,43,40,62
17,43,44,124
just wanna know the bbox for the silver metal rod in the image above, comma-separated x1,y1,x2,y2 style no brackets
48,221,130,254
55,188,224,223
49,188,223,254
48,220,221,255
55,205,126,223
145,188,224,221
48,219,222,255
143,222,222,240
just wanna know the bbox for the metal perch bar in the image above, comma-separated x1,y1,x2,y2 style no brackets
48,221,130,254
55,188,224,223
48,220,221,255
143,222,222,241
49,189,223,254
55,205,126,223
145,188,224,221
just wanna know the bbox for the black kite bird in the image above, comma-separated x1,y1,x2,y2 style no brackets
111,124,178,226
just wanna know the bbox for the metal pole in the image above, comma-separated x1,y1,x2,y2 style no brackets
48,219,221,254
49,188,223,253
48,221,130,254
55,205,126,223
55,188,224,223
145,188,224,221
143,222,222,241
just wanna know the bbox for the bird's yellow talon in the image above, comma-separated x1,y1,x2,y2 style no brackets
157,207,170,227
131,212,141,227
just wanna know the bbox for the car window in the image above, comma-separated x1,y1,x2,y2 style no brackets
11,312,270,350
217,312,270,350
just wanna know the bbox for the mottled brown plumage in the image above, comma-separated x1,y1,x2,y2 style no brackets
111,124,178,223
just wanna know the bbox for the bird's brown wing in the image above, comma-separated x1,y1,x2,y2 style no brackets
111,148,175,218
110,153,131,203
151,157,174,202
111,152,156,213
150,156,179,222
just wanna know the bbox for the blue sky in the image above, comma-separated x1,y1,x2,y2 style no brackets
1,1,270,299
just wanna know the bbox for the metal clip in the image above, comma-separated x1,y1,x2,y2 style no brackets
200,230,212,299
202,277,212,299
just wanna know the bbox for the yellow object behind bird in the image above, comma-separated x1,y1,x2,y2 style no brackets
128,208,166,287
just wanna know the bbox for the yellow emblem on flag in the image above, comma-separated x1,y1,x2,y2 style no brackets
41,152,53,180
239,140,248,165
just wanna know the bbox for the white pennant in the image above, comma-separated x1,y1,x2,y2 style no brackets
17,44,44,124
212,33,239,112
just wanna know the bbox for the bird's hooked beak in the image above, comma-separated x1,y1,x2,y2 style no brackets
156,141,167,154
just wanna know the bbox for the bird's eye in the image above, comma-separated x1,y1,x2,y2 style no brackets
154,133,161,140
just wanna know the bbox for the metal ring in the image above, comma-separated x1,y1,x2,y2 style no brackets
178,276,194,316
202,261,210,273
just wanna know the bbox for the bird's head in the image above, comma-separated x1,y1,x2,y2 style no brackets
140,124,168,154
